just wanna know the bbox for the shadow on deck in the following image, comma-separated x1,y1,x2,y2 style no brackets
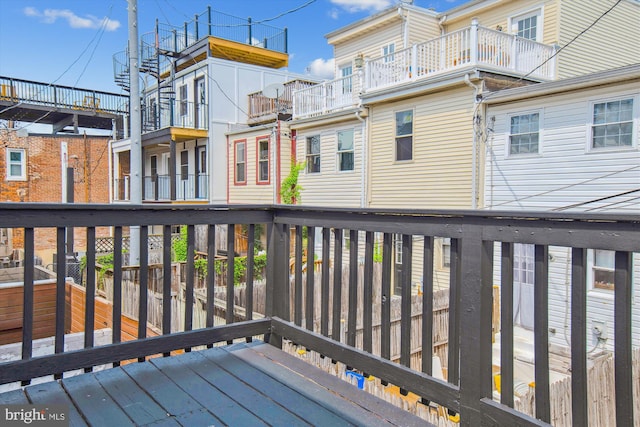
0,341,426,427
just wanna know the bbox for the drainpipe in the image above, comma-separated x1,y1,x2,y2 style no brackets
398,6,409,49
464,73,482,209
355,108,367,208
438,15,447,36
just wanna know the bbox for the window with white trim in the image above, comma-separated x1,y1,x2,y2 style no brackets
257,138,269,183
337,129,354,171
6,148,26,181
234,141,246,184
382,43,395,63
509,112,540,155
180,150,188,181
340,64,353,94
441,237,451,268
592,249,615,291
511,9,542,41
591,98,634,149
179,84,188,117
395,110,413,161
306,135,320,173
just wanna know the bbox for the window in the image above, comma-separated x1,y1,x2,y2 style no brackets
591,98,634,149
509,112,540,155
150,155,158,177
340,65,353,94
382,43,395,63
179,85,188,117
441,238,451,268
180,150,188,181
337,129,354,171
511,10,542,41
395,110,413,161
592,249,615,291
234,141,246,184
257,138,269,183
6,148,26,181
306,135,320,173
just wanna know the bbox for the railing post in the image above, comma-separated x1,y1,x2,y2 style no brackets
208,6,212,36
266,214,288,348
194,14,199,40
457,228,494,425
411,44,417,80
470,19,478,66
248,17,252,47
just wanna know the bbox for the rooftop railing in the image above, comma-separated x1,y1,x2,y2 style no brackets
293,22,556,119
0,204,636,426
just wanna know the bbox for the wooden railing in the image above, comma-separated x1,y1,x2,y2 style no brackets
0,204,637,426
247,79,318,121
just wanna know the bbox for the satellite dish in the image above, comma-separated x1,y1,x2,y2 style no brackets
263,82,285,99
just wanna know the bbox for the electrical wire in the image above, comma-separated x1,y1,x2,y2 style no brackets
552,188,640,212
481,0,623,104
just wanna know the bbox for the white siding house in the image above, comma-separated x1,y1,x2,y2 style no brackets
484,64,640,351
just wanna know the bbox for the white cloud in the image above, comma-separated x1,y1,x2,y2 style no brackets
306,58,335,79
330,0,393,13
23,7,120,31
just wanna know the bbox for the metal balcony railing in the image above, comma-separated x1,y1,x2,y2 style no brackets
142,100,208,132
0,76,129,115
143,174,209,201
0,204,637,426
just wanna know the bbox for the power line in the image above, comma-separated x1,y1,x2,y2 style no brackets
553,188,640,211
489,165,640,209
482,0,623,103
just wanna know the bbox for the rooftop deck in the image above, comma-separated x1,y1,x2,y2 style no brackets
0,204,637,426
1,341,425,426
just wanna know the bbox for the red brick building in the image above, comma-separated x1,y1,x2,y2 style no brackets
0,129,112,263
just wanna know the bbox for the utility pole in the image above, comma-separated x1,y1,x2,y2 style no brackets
128,0,142,265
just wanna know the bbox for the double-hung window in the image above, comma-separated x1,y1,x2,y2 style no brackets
591,98,634,149
306,135,321,173
592,249,615,291
382,43,395,63
6,148,26,181
395,110,413,161
179,85,188,117
180,151,188,181
509,112,540,155
234,140,246,184
337,129,354,171
257,138,269,183
340,65,353,94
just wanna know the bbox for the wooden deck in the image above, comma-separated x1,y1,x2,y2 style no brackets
0,341,429,427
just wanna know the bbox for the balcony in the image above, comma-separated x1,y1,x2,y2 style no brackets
247,79,318,125
142,100,208,133
0,204,637,426
143,174,209,201
293,22,556,119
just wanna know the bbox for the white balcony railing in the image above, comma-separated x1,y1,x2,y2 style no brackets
293,74,357,118
293,21,556,119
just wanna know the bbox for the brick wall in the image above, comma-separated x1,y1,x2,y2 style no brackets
0,130,112,260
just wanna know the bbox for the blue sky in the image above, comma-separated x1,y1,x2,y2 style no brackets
0,0,466,94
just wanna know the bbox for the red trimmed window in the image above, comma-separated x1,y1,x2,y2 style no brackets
257,138,270,184
234,140,246,184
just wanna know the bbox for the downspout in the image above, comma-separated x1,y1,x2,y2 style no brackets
398,6,409,49
355,109,367,208
438,15,447,36
276,120,282,204
464,73,482,209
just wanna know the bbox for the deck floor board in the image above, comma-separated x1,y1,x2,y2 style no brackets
0,341,430,427
166,350,310,426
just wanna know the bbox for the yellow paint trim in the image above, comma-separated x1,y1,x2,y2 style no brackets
208,36,288,68
170,128,208,142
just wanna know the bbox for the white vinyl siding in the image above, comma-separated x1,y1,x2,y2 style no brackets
485,80,640,351
485,83,640,212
